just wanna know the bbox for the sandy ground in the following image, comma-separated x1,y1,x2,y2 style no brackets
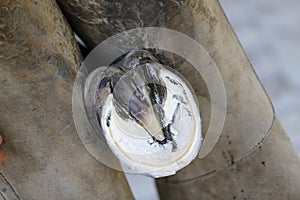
127,1,300,199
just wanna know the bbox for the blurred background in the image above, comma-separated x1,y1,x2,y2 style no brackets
220,0,300,155
126,0,300,199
